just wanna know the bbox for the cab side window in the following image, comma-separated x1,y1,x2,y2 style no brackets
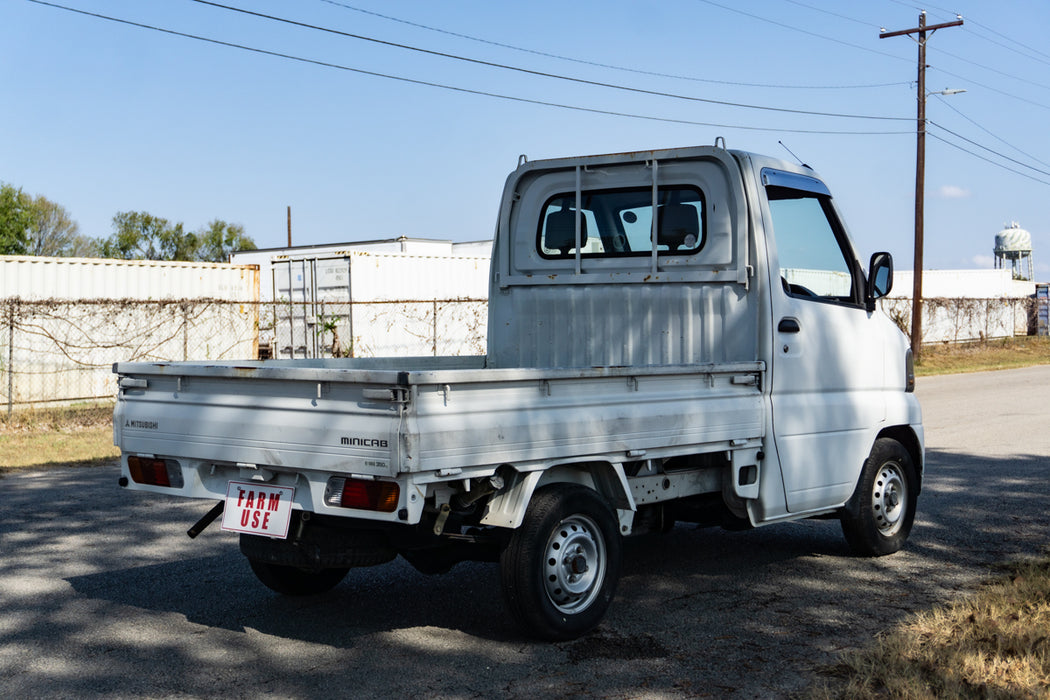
766,185,858,304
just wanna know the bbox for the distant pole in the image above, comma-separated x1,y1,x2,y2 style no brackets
880,12,963,361
287,206,292,247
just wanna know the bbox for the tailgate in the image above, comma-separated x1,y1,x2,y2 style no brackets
114,362,405,479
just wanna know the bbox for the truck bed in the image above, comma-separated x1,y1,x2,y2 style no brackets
113,356,765,521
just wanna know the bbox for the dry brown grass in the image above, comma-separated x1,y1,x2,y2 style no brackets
811,558,1050,699
917,336,1050,376
0,403,118,470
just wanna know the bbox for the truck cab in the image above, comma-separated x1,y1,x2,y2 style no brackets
487,145,919,529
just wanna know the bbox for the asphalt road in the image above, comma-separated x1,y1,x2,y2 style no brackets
2,366,1048,698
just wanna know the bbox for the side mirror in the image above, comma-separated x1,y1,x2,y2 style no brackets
866,251,893,311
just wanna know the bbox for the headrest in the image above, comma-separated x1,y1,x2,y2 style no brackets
658,203,700,250
545,208,588,254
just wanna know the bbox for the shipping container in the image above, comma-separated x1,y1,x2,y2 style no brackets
269,251,489,359
1,256,259,409
0,255,259,301
231,237,492,303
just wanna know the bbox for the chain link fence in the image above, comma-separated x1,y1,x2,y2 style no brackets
2,294,1040,413
1,297,486,413
268,297,487,359
881,296,1039,344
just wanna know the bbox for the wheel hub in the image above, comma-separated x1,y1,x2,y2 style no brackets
872,463,907,536
543,515,606,614
568,551,589,575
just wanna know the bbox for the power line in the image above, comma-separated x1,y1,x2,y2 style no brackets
779,0,876,29
693,0,911,63
318,0,908,90
930,93,1050,171
23,0,912,137
935,46,1050,92
719,0,1050,112
765,0,1050,110
928,132,1050,187
885,0,923,11
903,0,1050,63
886,3,1050,71
964,18,1050,64
183,0,911,122
962,25,1050,69
930,65,1050,112
927,121,1050,179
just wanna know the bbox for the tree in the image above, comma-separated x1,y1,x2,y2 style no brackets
100,211,170,260
195,219,256,262
25,195,97,257
159,222,196,261
0,183,31,255
99,211,257,262
100,211,197,261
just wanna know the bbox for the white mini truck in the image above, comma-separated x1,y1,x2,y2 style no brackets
114,144,923,640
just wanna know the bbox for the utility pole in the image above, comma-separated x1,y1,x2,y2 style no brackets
880,11,962,361
287,206,292,247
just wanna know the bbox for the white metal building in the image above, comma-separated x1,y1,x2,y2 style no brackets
885,268,1036,343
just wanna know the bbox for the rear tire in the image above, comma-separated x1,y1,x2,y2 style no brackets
247,560,349,596
500,485,622,641
841,437,917,556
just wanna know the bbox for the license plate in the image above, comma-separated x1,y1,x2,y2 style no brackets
220,481,295,539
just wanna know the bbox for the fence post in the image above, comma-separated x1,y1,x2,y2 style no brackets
181,303,189,361
6,301,14,417
432,300,438,356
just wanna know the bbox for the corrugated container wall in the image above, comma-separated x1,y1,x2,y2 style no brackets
231,237,492,303
0,255,259,300
270,251,489,358
1,256,259,409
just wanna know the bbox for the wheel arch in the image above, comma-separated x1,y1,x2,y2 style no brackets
480,461,635,530
876,425,923,493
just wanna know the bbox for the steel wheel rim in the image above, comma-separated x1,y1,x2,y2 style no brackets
543,514,606,614
872,462,907,536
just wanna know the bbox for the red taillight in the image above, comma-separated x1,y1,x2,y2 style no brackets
127,456,183,488
325,477,399,512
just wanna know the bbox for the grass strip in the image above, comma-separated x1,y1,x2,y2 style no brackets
916,336,1050,376
0,404,118,470
811,558,1050,699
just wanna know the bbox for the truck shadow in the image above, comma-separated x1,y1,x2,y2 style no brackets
64,448,1050,649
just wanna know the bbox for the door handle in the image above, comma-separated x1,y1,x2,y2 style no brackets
778,317,801,333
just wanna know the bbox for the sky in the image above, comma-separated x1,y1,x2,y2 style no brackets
3,0,1049,275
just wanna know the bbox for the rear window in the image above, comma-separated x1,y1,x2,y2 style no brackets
538,186,705,258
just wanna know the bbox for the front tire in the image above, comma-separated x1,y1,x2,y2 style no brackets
841,437,918,556
500,485,622,641
247,560,349,596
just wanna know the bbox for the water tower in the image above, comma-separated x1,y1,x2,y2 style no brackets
994,222,1034,280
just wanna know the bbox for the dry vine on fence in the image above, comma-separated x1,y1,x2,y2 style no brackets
2,297,487,410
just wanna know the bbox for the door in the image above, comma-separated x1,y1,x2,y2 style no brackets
761,169,886,512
